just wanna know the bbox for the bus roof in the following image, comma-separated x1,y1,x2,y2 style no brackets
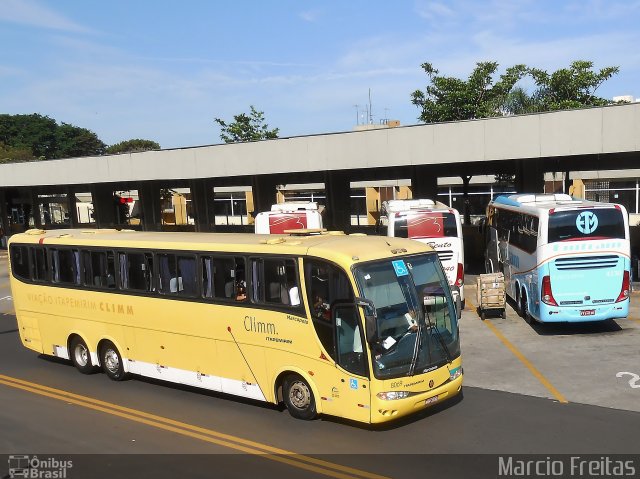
492,194,622,213
381,199,456,215
8,228,434,270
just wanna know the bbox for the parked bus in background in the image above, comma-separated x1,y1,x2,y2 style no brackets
8,228,462,424
484,194,630,323
254,202,324,234
379,199,465,306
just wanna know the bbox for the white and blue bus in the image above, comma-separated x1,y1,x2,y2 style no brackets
484,194,630,323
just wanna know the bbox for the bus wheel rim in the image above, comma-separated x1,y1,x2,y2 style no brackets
104,349,119,373
74,343,88,367
289,381,311,409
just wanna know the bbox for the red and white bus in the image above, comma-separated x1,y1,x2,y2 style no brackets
254,202,323,234
380,199,465,305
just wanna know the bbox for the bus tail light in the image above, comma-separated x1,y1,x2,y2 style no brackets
455,263,464,287
541,275,557,306
616,271,630,302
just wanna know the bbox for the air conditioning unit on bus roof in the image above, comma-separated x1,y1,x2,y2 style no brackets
270,202,319,212
510,194,573,204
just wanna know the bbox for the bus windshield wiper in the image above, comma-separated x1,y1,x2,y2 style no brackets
424,308,452,364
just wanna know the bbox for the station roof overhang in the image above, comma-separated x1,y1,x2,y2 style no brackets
1,102,639,188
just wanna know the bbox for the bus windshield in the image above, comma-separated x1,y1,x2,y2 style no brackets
394,212,458,239
548,208,626,243
354,253,460,379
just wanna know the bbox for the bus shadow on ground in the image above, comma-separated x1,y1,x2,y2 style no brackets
530,319,623,336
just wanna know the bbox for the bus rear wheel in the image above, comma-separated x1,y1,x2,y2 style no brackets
283,375,317,420
70,336,95,374
100,341,128,381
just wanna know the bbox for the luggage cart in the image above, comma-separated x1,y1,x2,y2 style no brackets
476,272,506,320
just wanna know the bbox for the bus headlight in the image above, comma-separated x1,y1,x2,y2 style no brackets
449,367,462,381
377,391,411,401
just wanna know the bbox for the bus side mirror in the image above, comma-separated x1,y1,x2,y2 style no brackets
355,297,378,344
451,285,462,320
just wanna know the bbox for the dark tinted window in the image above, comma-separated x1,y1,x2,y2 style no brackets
32,247,49,282
119,252,154,292
10,245,30,280
202,256,246,302
158,253,197,297
548,208,626,243
82,250,115,289
52,249,80,285
394,212,458,239
252,258,301,308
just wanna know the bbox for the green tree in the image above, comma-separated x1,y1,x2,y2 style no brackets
106,139,160,154
0,142,37,164
527,60,620,111
411,61,528,122
214,105,279,143
54,123,106,158
0,113,57,158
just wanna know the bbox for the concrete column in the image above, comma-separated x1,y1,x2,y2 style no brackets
30,189,42,229
0,189,8,246
189,179,213,232
516,159,544,193
461,175,472,225
138,182,162,231
67,187,78,228
410,165,438,199
251,175,278,218
324,170,351,232
91,184,116,228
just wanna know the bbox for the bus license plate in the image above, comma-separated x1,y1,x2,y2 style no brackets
425,395,439,405
580,309,595,317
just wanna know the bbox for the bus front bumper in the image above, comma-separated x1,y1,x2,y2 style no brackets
370,373,463,424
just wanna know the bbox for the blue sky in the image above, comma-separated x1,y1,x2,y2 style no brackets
1,0,639,149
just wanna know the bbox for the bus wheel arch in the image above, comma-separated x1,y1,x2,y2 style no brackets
68,334,95,374
97,339,129,381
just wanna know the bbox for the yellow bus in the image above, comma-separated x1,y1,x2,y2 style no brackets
8,228,463,424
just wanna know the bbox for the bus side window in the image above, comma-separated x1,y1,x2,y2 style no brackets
10,245,30,280
202,256,246,302
252,257,301,308
120,252,154,292
81,250,115,289
51,248,80,285
32,246,49,282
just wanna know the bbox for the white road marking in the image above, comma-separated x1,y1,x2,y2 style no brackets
616,372,640,388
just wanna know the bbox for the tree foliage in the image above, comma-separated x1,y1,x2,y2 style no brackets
106,139,161,154
411,62,528,123
55,123,106,158
214,106,279,143
0,113,105,162
526,60,619,112
0,142,37,164
413,60,621,121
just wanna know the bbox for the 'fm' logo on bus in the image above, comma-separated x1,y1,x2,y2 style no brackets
576,211,598,234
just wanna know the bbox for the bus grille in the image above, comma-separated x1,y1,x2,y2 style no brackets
437,250,454,262
554,255,619,270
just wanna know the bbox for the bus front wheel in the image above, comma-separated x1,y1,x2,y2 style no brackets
70,336,95,374
283,375,317,420
100,341,128,381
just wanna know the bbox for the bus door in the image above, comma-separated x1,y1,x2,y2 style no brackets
330,304,371,422
305,260,370,422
